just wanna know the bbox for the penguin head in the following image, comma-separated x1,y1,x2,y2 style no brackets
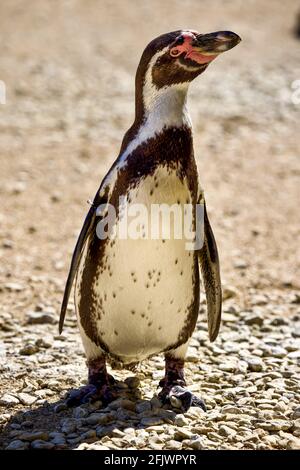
137,30,241,90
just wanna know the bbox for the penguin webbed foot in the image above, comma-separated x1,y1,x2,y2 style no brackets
158,356,206,412
158,384,206,413
66,379,117,407
66,356,117,407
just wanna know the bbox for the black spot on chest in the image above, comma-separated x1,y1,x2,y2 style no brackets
109,126,198,208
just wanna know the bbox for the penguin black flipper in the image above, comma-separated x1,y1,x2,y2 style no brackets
59,204,97,334
198,197,222,342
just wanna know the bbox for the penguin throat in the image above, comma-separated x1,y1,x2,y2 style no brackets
142,83,191,129
140,48,191,129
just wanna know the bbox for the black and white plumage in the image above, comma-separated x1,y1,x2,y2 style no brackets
60,29,241,410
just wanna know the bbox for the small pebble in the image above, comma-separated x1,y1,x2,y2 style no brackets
26,311,55,325
0,394,20,406
6,440,29,450
31,440,55,450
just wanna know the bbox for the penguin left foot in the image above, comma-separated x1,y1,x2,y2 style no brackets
158,356,206,412
158,384,206,412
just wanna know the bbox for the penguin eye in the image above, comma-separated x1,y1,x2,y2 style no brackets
169,35,185,57
176,36,184,45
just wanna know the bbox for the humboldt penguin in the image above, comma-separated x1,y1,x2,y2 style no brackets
60,29,241,411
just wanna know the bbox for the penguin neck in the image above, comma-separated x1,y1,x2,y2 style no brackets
119,82,192,160
139,82,191,130
119,82,191,157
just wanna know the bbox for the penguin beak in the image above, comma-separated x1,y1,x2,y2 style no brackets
187,31,241,65
194,31,241,54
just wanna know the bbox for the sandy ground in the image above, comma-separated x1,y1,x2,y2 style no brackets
0,0,300,451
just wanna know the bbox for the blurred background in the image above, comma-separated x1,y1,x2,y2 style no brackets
0,0,300,451
0,0,299,318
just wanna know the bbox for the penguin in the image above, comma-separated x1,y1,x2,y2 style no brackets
60,29,241,411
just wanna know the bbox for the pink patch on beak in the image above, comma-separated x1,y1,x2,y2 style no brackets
185,50,217,64
170,33,217,65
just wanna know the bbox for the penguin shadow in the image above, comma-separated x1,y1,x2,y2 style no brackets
1,378,184,449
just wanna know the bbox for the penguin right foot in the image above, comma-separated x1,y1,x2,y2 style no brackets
66,357,117,407
66,381,117,407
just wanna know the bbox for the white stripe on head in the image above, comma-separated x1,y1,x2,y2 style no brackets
143,47,192,124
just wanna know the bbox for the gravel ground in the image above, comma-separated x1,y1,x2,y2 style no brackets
1,298,300,450
0,0,300,450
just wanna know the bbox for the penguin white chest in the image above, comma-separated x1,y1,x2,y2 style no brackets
76,167,198,364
